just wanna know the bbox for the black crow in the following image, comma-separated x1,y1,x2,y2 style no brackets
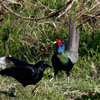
0,57,52,87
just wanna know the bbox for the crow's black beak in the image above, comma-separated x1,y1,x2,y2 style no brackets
45,63,52,68
47,64,52,68
40,61,52,68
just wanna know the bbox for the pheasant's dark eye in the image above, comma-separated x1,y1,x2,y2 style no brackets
61,45,63,47
43,62,47,64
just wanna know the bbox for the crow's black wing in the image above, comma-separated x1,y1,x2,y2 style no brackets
6,57,34,67
0,65,35,81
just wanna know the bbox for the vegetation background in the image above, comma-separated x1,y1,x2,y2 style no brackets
0,0,100,99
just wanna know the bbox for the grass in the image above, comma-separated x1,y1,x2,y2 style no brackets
0,52,100,100
0,0,100,99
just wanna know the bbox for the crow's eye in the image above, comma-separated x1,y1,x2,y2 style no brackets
31,74,34,75
42,62,47,65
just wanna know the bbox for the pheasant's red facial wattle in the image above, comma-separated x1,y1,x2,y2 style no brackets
56,39,62,46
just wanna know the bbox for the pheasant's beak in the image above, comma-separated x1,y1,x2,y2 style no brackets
53,41,57,44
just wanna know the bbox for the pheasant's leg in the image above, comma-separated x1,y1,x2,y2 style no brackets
50,70,58,81
50,75,55,82
66,71,70,83
67,76,69,83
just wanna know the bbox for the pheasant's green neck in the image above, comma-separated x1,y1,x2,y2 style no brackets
57,52,69,64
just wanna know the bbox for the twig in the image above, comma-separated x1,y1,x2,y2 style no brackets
50,19,58,31
75,2,100,20
76,12,100,29
39,41,48,52
37,0,55,13
0,0,73,21
56,0,74,19
1,0,23,8
41,23,49,37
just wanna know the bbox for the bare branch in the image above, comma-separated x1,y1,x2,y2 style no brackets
75,1,100,20
37,0,55,13
1,0,23,7
76,12,100,29
56,0,74,19
0,0,73,21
